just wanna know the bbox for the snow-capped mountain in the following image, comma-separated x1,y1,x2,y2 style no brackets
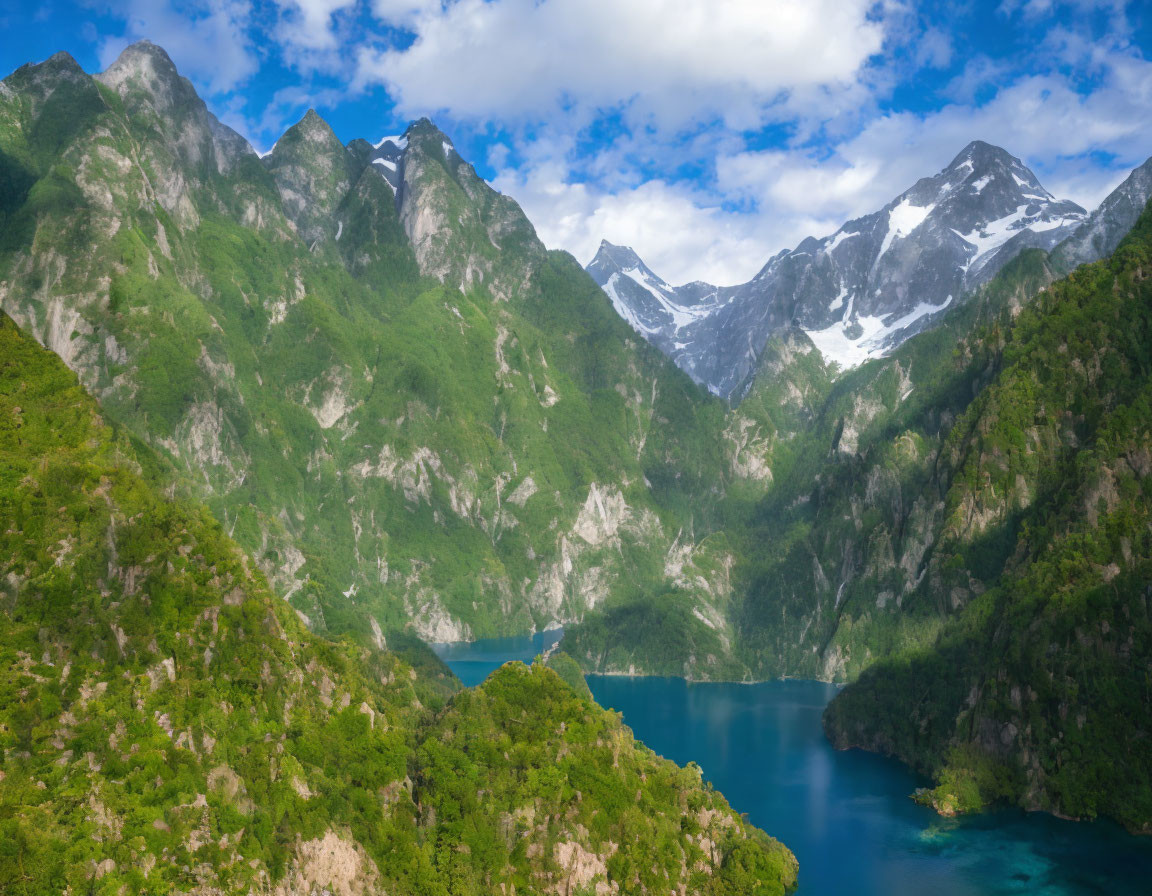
587,141,1088,398
586,241,726,360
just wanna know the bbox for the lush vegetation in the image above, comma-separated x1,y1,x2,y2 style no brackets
824,204,1152,832
5,39,1152,837
0,45,738,655
0,312,797,892
416,661,796,895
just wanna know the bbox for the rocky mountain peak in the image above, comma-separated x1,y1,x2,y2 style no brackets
1053,153,1152,271
14,50,86,80
4,50,99,118
587,240,647,277
401,117,458,169
404,117,446,140
275,108,349,157
97,40,191,111
96,39,253,181
948,139,1023,172
588,140,1091,397
264,108,359,247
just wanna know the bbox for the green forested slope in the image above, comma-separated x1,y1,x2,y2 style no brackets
0,43,751,652
823,206,1152,831
730,247,1062,680
0,312,797,893
567,246,1063,680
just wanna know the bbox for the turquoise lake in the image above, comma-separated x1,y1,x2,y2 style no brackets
431,632,1152,895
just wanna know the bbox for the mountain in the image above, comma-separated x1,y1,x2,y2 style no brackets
0,42,754,652
570,192,1152,831
570,170,1152,684
585,240,727,371
823,203,1152,833
6,36,1152,838
587,141,1087,397
0,309,797,894
1052,154,1152,272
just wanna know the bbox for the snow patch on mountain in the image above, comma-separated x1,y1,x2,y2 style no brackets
374,134,407,150
603,275,658,336
805,295,953,370
824,229,859,254
879,198,934,259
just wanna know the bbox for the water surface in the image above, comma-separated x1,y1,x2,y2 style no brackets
431,628,562,687
433,634,1152,895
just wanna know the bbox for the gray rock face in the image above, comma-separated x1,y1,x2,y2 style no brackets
588,141,1087,398
265,109,359,247
585,242,727,374
97,41,253,178
393,118,545,298
1052,155,1152,271
262,113,545,297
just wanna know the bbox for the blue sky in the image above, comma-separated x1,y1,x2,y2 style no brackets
3,0,1151,284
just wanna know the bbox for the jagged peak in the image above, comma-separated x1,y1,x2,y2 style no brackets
402,118,459,160
404,117,445,138
95,39,208,122
942,140,1040,187
264,108,353,168
99,39,182,85
589,240,645,271
292,108,341,141
5,50,89,90
33,50,86,74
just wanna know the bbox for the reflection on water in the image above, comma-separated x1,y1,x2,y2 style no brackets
433,634,1152,896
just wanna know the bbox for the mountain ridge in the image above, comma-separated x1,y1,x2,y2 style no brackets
0,40,749,656
587,139,1099,398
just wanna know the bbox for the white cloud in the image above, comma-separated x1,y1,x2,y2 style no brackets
274,0,358,51
495,40,1152,286
370,0,443,26
98,0,257,95
494,162,806,286
357,0,885,131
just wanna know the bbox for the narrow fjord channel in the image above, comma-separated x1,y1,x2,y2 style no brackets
433,633,1152,895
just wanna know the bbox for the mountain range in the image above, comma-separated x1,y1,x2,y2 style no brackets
0,41,750,655
1,36,1152,884
588,141,1152,399
0,42,796,895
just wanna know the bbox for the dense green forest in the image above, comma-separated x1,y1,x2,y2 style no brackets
0,311,797,893
824,204,1152,831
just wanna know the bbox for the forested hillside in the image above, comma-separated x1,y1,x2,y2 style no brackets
0,43,754,651
0,311,797,893
824,205,1152,832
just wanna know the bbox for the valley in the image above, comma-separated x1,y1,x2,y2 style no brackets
2,31,1152,894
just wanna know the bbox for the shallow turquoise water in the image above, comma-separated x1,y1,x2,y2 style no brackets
432,634,1152,895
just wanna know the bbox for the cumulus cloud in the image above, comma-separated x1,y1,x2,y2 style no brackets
494,164,778,285
357,0,885,131
274,0,357,51
494,40,1152,286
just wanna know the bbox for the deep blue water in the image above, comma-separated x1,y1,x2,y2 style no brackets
432,633,1152,895
430,628,564,687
